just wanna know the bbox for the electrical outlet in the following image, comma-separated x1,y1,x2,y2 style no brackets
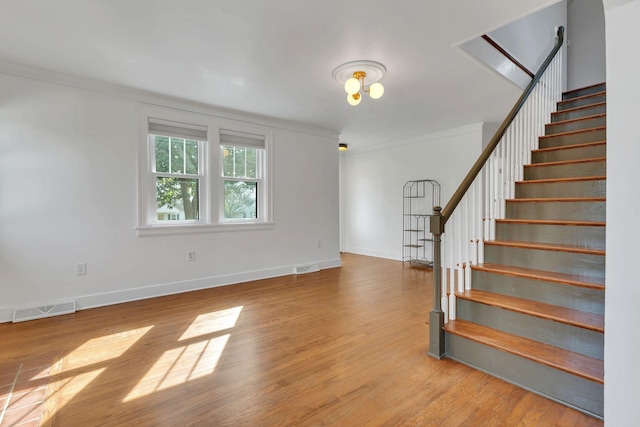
76,263,87,275
187,251,196,262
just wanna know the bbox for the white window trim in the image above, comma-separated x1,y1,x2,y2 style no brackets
136,106,274,237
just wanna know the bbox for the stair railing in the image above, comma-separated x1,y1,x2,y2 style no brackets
428,26,565,358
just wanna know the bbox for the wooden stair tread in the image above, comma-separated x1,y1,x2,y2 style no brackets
506,197,606,203
456,289,604,332
517,176,606,185
524,156,606,168
533,140,606,153
484,240,605,256
472,262,605,289
496,218,605,227
551,102,606,117
558,90,606,105
546,113,606,127
444,319,604,384
562,82,606,97
539,126,606,140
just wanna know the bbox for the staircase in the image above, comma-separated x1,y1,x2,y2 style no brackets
443,82,606,418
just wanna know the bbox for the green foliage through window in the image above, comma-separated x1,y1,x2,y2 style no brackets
222,146,256,179
154,135,200,221
224,181,257,219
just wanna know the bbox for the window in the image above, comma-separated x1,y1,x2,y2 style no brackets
138,109,273,236
148,118,207,225
220,131,265,221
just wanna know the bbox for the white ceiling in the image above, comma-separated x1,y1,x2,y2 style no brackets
0,0,559,149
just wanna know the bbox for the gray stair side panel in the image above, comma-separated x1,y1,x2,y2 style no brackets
505,200,606,222
495,222,605,250
546,116,606,135
524,160,606,180
445,334,604,419
515,179,606,198
456,299,604,359
483,245,605,279
562,84,606,100
532,144,606,163
539,128,606,148
558,93,606,110
472,269,604,315
552,104,606,122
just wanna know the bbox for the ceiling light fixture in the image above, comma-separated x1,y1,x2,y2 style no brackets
339,143,348,151
332,60,386,106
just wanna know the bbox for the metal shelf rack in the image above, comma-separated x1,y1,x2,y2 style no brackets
402,179,440,267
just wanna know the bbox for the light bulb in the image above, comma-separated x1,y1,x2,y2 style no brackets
347,93,361,106
344,77,360,95
369,82,384,99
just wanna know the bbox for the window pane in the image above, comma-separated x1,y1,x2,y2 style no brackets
224,181,257,219
156,177,199,220
170,138,185,174
234,148,246,178
222,146,234,177
222,145,257,178
155,136,170,173
185,140,198,175
246,148,257,178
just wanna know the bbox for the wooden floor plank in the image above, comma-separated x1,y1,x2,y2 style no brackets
0,254,603,426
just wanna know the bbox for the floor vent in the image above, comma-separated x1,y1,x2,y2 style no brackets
13,301,76,323
294,264,320,275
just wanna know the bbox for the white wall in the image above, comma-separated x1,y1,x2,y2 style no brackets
458,1,567,91
490,1,568,73
568,0,606,90
603,0,640,423
0,70,341,322
341,124,484,260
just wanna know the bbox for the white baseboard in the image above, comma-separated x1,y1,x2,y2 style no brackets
0,258,342,323
344,247,401,261
0,307,13,323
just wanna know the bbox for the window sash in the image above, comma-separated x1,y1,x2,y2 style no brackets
148,133,206,225
221,145,262,180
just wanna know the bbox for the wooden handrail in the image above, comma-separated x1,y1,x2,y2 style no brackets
482,35,535,78
428,26,564,360
441,26,564,225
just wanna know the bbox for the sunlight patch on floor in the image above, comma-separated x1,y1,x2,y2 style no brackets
179,306,243,341
123,334,230,402
40,367,106,425
64,326,154,370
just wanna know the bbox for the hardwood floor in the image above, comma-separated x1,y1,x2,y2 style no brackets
0,253,603,426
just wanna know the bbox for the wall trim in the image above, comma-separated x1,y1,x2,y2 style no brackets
0,258,342,323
